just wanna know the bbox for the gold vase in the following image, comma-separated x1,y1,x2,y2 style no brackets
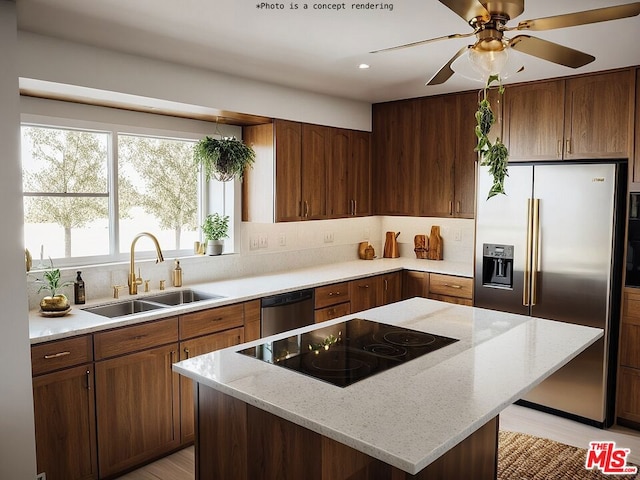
40,294,70,312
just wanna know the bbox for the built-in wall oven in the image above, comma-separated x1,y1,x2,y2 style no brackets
260,289,315,338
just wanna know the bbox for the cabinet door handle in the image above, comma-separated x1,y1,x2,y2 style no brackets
358,284,369,289
384,279,388,291
170,350,177,365
328,291,341,297
456,201,460,214
184,347,190,359
211,317,224,322
565,138,572,154
444,283,462,289
557,139,562,158
43,351,71,359
448,201,453,216
86,369,91,390
353,200,357,216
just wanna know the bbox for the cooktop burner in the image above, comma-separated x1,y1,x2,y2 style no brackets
238,318,458,387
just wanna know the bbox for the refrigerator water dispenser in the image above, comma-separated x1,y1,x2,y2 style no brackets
482,243,514,288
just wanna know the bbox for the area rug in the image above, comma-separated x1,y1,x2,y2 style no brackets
498,431,640,480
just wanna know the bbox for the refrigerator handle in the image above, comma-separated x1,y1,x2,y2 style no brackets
524,199,533,306
531,199,540,306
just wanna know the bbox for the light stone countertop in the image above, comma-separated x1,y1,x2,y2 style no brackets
172,297,603,475
29,258,471,344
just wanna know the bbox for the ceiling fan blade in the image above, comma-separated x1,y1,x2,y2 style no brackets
370,31,476,54
426,45,471,85
439,0,490,23
513,2,640,31
509,35,595,68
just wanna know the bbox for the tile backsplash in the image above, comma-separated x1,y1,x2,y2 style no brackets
26,216,474,309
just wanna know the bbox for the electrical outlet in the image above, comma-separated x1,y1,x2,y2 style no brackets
323,232,334,243
36,473,46,480
278,233,286,246
259,235,268,249
249,236,259,250
454,229,462,242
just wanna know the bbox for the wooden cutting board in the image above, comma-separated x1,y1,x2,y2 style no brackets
427,226,443,260
414,235,428,259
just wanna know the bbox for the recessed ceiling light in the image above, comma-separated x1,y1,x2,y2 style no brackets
358,63,370,69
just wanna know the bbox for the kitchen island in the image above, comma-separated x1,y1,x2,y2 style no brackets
173,298,603,479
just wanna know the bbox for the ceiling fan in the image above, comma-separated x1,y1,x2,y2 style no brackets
371,0,640,85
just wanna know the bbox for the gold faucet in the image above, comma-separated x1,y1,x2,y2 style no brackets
129,232,164,295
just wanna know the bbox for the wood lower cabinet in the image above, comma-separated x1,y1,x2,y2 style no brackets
403,270,429,299
94,318,180,478
179,327,244,443
315,281,351,323
428,273,473,306
632,67,640,188
350,277,380,313
618,288,640,427
379,272,402,305
32,335,97,480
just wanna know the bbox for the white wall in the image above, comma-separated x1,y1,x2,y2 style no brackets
17,32,372,131
0,2,37,479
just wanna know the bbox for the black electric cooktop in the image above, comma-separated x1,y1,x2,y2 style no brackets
238,318,458,387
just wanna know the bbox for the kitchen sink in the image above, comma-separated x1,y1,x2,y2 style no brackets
145,289,225,305
83,299,167,318
83,289,225,318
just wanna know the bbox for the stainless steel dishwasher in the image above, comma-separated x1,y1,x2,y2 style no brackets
260,288,315,337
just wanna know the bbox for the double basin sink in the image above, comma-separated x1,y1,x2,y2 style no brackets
83,289,224,318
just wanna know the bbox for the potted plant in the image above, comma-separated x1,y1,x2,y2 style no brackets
193,136,256,182
34,260,72,314
202,213,229,255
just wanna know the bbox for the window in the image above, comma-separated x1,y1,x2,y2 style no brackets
22,119,233,267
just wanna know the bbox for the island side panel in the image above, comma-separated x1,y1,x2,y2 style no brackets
195,382,498,480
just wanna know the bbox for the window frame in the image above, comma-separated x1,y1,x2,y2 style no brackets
21,112,238,268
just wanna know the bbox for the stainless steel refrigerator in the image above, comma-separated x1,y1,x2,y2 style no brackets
474,161,625,427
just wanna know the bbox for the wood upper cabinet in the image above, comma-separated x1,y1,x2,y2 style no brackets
419,95,456,217
419,92,477,218
275,120,303,221
302,124,329,219
244,120,370,222
330,129,372,217
32,336,97,480
504,70,632,161
503,80,565,161
94,319,180,478
372,99,421,216
564,70,631,159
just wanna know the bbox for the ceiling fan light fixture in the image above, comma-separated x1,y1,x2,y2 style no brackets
468,41,509,77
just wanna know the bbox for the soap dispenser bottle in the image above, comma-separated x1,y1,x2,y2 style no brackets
74,271,86,304
172,260,183,287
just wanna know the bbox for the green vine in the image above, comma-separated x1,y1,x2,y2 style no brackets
475,74,509,199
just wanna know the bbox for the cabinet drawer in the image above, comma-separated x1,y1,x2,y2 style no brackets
428,274,473,299
623,290,640,325
94,317,179,360
315,282,351,309
315,302,351,323
32,335,93,376
179,303,244,340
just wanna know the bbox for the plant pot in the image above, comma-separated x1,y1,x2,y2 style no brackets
206,240,224,256
40,294,70,312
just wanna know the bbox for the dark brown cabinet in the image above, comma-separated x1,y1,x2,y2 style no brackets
243,120,371,222
403,270,429,299
372,99,422,216
618,289,640,427
94,318,180,478
373,92,476,218
329,129,371,217
634,68,640,188
379,272,403,305
31,336,97,480
504,71,632,162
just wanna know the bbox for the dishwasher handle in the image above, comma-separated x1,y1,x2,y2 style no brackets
261,289,314,308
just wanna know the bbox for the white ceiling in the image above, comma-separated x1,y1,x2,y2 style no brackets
15,0,640,104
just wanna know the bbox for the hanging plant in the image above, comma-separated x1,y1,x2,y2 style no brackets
193,135,256,182
475,74,509,199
